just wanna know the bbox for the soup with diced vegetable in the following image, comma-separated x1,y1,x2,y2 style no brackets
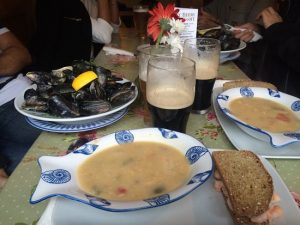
229,97,300,133
76,141,191,201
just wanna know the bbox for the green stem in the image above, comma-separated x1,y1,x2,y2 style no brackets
156,29,164,47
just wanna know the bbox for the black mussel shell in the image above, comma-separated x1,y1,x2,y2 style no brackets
109,87,136,106
24,88,48,106
72,60,94,75
79,100,111,116
202,28,240,51
202,28,223,39
26,71,52,85
48,95,80,117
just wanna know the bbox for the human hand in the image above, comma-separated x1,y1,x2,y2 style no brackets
232,23,259,43
233,29,254,42
198,8,220,29
257,7,283,29
235,23,260,32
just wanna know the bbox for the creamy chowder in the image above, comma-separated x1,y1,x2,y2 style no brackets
229,97,300,133
76,141,191,201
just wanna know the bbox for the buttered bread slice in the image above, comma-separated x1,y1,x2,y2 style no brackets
212,151,273,217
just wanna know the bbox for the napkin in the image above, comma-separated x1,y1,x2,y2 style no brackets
103,46,134,56
225,24,262,42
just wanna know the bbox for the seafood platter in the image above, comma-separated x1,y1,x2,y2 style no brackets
14,60,138,128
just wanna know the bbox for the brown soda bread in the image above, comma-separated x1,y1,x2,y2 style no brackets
212,150,273,218
223,80,277,91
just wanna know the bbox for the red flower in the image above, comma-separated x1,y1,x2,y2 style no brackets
147,3,184,42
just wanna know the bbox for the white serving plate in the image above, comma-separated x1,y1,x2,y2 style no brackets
220,52,240,64
36,150,300,225
14,78,138,125
220,40,246,56
212,80,300,158
25,108,128,133
217,86,300,147
30,128,213,212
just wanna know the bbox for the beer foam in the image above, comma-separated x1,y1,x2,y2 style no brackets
133,8,148,13
196,60,218,80
147,87,194,109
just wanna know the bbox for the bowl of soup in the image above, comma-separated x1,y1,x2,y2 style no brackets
217,87,300,147
30,128,213,211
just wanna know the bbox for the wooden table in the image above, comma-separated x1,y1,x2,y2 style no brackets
0,28,299,225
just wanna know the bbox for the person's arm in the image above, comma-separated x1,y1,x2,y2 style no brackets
109,0,120,25
97,0,111,22
0,31,31,76
260,7,300,73
198,7,220,29
247,0,275,24
88,0,114,44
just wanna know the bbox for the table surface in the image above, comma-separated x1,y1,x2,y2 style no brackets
0,28,300,225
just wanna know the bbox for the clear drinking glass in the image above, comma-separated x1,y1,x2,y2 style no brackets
146,56,196,133
137,45,181,125
133,5,149,39
183,38,220,114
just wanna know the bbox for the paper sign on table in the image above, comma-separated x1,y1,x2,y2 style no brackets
176,8,198,43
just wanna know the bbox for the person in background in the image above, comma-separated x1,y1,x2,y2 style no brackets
197,0,275,79
0,22,41,187
257,1,300,97
80,0,121,57
32,0,92,71
198,0,275,42
32,0,120,71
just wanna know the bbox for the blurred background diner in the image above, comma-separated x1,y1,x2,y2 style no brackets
0,21,41,189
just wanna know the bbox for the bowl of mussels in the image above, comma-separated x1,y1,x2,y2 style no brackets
14,60,138,125
198,26,246,57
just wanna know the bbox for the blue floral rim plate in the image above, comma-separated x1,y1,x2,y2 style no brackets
217,87,300,147
30,128,213,212
25,108,128,133
14,78,138,125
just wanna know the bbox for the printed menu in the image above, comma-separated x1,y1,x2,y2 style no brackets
177,7,198,43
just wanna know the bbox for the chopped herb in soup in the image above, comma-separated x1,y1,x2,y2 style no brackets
229,97,300,133
76,141,190,201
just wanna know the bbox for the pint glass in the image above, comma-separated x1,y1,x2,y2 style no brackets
137,45,181,125
183,38,220,114
133,5,149,39
146,56,196,133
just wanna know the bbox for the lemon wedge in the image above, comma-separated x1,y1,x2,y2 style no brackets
72,71,97,91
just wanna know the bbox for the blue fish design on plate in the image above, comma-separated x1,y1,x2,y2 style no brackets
217,87,300,147
30,128,213,212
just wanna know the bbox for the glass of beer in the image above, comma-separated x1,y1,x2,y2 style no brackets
137,45,181,125
183,38,220,114
146,56,196,133
133,5,149,39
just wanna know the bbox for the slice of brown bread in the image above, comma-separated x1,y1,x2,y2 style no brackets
231,215,270,225
223,80,277,91
212,150,273,218
221,185,270,225
220,184,270,225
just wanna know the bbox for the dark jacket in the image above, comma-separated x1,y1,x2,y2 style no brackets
260,0,300,97
32,0,92,71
